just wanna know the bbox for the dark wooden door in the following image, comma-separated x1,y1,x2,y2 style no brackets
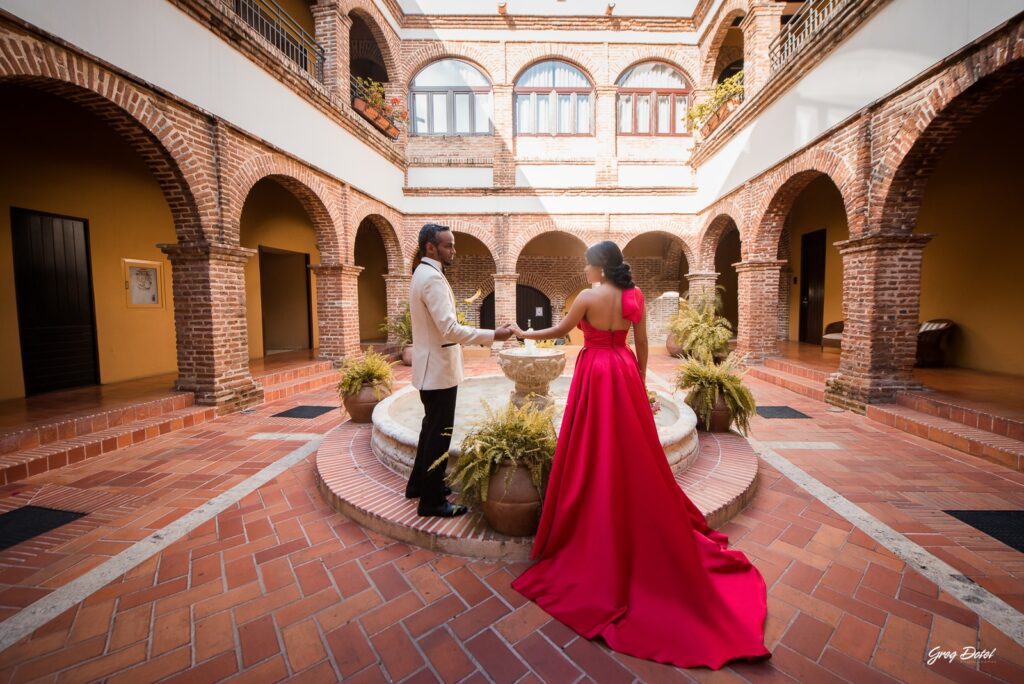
799,229,826,345
479,285,553,331
11,208,99,395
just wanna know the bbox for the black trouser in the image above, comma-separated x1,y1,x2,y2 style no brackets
407,385,458,507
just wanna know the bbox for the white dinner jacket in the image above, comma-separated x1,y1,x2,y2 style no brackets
409,257,495,390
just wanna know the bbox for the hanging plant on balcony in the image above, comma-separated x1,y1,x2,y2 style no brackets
352,76,409,139
688,70,744,134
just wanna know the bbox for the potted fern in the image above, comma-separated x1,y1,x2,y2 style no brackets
666,287,733,362
380,304,414,365
430,401,556,536
675,352,756,435
337,350,395,423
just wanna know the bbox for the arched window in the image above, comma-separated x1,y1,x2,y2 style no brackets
616,62,691,136
514,60,593,136
410,59,492,136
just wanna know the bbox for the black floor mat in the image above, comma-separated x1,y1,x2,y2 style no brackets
756,405,811,419
272,405,336,419
0,506,86,551
944,510,1024,553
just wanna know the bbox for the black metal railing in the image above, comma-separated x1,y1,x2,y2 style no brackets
230,0,325,83
769,0,854,73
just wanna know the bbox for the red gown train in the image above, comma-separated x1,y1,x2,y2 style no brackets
510,286,771,670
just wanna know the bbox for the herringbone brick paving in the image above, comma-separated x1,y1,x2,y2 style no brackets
0,350,1020,682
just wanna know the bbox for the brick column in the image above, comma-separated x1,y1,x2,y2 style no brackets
594,86,618,187
685,271,719,303
382,273,411,336
493,272,519,348
159,241,263,413
310,263,363,361
733,259,786,362
492,85,515,187
824,233,931,412
312,0,352,100
740,1,785,97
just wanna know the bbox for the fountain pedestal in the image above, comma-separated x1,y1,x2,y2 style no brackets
496,348,566,410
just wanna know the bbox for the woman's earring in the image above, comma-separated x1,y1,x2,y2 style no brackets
601,270,606,278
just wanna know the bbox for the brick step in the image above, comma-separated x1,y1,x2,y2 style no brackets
866,403,1024,472
253,360,336,389
316,423,759,561
896,391,1024,440
764,357,831,383
747,364,826,402
261,370,339,404
0,392,195,457
0,405,216,485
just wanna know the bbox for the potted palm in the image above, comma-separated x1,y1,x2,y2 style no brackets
430,401,556,536
666,287,733,362
675,352,756,435
379,304,413,365
337,350,395,423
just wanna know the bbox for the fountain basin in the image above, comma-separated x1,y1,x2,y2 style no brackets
371,374,699,477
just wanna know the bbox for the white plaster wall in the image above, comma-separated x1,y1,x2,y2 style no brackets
694,0,1023,206
618,164,693,187
516,165,597,188
395,0,701,17
407,167,494,188
0,0,407,208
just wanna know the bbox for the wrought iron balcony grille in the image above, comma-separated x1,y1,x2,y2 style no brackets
769,0,855,73
230,0,325,83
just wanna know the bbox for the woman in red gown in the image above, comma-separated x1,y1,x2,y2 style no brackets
509,241,771,670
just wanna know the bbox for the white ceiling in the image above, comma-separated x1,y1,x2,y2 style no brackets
395,1,702,18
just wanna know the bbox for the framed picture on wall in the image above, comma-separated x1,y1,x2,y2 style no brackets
123,258,164,308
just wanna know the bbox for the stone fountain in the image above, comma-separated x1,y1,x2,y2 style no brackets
496,344,566,410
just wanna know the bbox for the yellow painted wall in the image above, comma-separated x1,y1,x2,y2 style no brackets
785,175,848,341
0,86,177,399
714,229,741,332
240,179,320,358
355,222,388,342
277,0,315,36
260,250,311,351
917,83,1024,374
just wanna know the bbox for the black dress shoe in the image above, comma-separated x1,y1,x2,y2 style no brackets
417,501,468,518
405,485,452,499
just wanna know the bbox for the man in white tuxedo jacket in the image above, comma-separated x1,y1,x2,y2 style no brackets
407,224,514,517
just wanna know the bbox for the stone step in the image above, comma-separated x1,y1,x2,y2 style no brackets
866,403,1024,472
254,360,336,389
316,422,760,561
0,405,216,485
896,391,1024,440
261,370,339,404
763,357,831,383
0,392,195,457
746,364,826,402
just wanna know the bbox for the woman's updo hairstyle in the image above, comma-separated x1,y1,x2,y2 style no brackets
585,240,635,289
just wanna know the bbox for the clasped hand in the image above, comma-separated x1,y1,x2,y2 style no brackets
493,323,527,341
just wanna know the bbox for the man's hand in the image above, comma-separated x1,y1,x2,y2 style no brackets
493,324,515,342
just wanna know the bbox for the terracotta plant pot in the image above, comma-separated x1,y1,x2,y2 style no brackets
343,384,389,423
690,391,732,432
353,98,368,113
401,345,413,366
482,463,541,537
364,105,380,120
385,124,400,138
666,333,683,358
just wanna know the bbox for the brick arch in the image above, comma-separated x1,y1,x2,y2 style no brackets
699,1,748,88
351,203,403,274
620,230,696,273
748,149,857,259
229,154,343,262
509,224,592,270
515,271,563,305
696,211,743,271
874,43,1024,234
508,52,601,87
0,31,208,242
345,1,400,80
400,45,500,87
611,54,698,92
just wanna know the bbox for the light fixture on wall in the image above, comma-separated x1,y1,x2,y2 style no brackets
497,2,507,15
605,3,615,16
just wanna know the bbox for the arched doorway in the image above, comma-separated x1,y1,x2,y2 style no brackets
480,285,552,332
513,231,588,334
240,178,320,358
713,224,741,333
623,232,691,343
0,84,180,398
349,13,389,83
355,218,388,344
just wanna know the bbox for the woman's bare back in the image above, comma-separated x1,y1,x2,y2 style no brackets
582,284,632,332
